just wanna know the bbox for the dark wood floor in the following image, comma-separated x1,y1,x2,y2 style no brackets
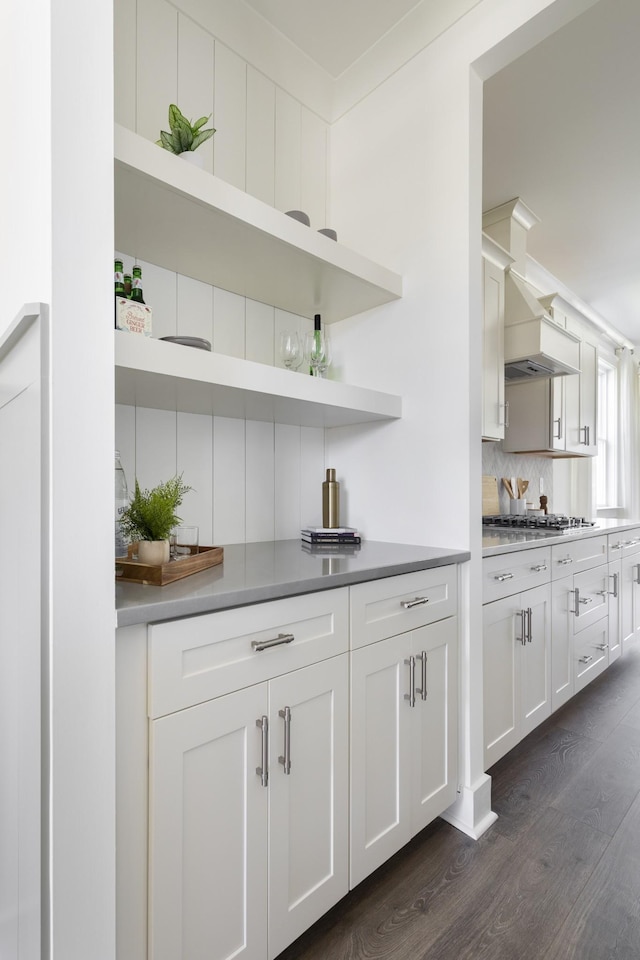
278,645,640,960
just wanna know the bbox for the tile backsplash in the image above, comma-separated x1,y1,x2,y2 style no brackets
482,442,553,514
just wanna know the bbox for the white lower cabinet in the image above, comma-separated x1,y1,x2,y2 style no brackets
349,616,458,887
620,551,640,654
483,584,551,769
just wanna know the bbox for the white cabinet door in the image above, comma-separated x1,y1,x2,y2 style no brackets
350,634,412,887
410,617,458,833
350,619,458,887
268,656,349,959
607,560,622,664
551,576,574,711
482,256,506,441
483,595,520,769
520,584,552,739
621,553,640,654
149,684,268,960
566,340,597,455
483,585,551,768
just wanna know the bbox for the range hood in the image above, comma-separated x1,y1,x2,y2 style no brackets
483,200,582,382
503,272,581,381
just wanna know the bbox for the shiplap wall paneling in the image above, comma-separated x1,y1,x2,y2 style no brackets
114,0,136,129
213,288,245,358
246,67,276,205
139,258,178,340
135,407,177,490
245,300,274,366
213,416,246,543
177,274,214,343
177,13,215,175
246,420,276,542
301,427,326,527
177,412,214,544
136,0,177,145
301,109,328,233
213,43,247,190
275,424,301,540
275,89,302,214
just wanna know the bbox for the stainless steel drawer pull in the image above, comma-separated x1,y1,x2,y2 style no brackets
531,564,547,573
559,558,573,565
636,565,640,586
554,417,562,440
526,607,533,643
611,542,624,550
402,596,429,609
578,597,593,605
494,573,514,582
579,655,593,664
580,425,590,446
278,706,291,775
256,716,269,787
404,656,416,708
416,651,428,701
597,643,609,652
517,610,527,646
609,573,619,598
252,632,295,652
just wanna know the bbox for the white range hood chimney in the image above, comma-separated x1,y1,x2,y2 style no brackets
483,199,581,380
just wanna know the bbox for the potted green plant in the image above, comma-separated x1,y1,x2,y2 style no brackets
120,475,192,564
156,104,215,167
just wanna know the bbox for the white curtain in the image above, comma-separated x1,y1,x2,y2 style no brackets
617,347,640,518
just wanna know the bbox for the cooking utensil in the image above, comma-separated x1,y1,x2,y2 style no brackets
502,477,515,499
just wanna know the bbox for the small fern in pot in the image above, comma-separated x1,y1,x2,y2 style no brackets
120,475,192,564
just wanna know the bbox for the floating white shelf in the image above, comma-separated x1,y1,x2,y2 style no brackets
114,124,402,323
115,333,402,428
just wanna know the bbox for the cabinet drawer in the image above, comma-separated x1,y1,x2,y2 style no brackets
551,535,608,579
571,565,609,634
608,528,640,561
148,588,349,718
349,567,457,650
483,547,551,603
574,620,609,693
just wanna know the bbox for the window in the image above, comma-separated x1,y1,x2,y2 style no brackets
594,358,618,509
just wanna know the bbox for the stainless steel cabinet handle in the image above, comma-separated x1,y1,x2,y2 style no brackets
278,706,291,775
531,564,547,572
597,643,609,652
579,597,593,605
611,542,624,550
416,651,428,701
256,716,269,787
404,656,416,708
580,425,590,446
579,655,593,664
609,572,619,598
573,587,581,615
559,557,573,565
402,596,429,609
636,564,640,585
252,632,295,652
494,573,514,582
517,610,527,646
504,400,510,428
554,417,562,440
526,607,533,643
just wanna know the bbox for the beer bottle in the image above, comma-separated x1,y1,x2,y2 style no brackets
130,264,145,304
114,258,125,298
123,273,132,298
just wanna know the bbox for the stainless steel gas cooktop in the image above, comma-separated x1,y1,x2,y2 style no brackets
482,514,596,534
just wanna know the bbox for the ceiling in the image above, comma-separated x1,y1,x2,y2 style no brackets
243,0,639,346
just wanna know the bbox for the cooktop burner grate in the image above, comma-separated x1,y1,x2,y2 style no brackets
483,514,596,531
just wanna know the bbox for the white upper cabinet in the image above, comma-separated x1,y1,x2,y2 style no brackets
482,234,513,441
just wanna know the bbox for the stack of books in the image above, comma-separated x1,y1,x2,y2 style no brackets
301,526,362,549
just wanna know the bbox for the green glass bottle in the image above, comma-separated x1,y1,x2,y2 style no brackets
114,258,125,298
130,264,145,304
123,273,132,298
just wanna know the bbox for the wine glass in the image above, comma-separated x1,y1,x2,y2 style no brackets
304,330,331,378
279,331,301,370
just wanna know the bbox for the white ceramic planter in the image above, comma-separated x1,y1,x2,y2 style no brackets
180,150,205,169
137,539,170,564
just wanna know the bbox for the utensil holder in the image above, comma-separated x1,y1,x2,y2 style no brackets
510,499,527,515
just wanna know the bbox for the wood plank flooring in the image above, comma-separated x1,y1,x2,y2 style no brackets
277,646,640,960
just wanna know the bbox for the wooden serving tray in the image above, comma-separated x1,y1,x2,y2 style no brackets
115,544,224,586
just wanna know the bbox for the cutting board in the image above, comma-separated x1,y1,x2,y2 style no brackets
482,475,499,516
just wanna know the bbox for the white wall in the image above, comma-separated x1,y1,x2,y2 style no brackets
2,0,116,958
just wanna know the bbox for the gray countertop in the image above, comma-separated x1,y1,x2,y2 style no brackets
482,518,640,557
116,539,470,627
